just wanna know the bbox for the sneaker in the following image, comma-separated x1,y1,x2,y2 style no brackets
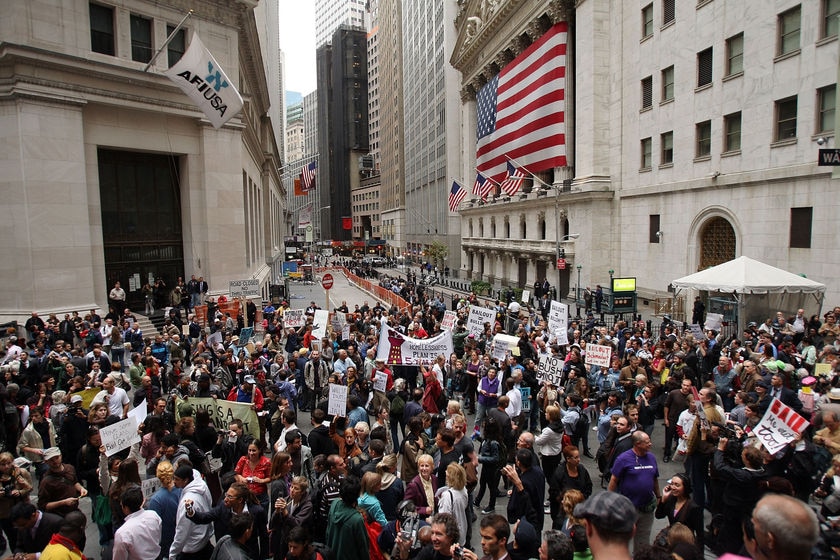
481,507,495,515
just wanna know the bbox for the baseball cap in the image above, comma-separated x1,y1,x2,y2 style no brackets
70,395,83,404
573,491,637,533
243,375,256,385
43,447,62,461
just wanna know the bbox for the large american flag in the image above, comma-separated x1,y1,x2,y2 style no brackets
448,181,467,213
300,160,317,191
499,162,528,196
476,22,567,182
472,172,497,200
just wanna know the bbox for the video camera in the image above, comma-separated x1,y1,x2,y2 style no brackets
711,421,739,440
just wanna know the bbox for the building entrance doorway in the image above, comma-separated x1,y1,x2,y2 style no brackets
98,149,184,312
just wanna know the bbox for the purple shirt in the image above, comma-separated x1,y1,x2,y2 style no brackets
611,449,659,508
478,376,500,407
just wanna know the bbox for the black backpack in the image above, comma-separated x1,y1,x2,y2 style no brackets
572,407,590,437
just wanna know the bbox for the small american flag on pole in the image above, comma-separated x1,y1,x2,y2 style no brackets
499,161,528,196
300,160,317,191
472,172,497,200
448,181,467,213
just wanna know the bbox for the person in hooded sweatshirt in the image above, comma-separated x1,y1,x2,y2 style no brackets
171,465,215,559
307,409,338,458
325,475,369,560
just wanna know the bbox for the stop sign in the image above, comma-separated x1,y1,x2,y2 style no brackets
321,273,334,290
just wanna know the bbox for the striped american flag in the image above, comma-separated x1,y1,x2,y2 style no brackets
476,22,567,182
499,162,528,196
300,160,317,191
472,172,497,200
448,181,467,213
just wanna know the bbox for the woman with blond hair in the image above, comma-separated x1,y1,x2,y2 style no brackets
358,472,388,525
535,404,565,479
556,488,586,535
436,462,469,546
403,453,437,519
146,461,180,557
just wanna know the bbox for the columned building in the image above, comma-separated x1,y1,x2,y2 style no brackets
453,0,840,308
0,0,284,320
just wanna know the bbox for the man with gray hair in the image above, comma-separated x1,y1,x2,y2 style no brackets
746,493,818,560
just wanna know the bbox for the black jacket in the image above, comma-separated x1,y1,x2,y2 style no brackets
308,424,338,458
191,500,268,559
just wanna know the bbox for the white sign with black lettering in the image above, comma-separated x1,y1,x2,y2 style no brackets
313,310,330,339
467,306,497,336
99,417,140,457
547,301,568,345
327,383,348,417
229,278,260,298
373,372,388,393
538,355,564,386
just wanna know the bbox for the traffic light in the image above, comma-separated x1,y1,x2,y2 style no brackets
557,247,565,259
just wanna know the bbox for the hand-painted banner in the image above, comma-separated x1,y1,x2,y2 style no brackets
283,309,305,328
754,397,809,454
174,397,259,440
466,306,497,336
328,383,348,417
100,417,140,457
376,325,454,366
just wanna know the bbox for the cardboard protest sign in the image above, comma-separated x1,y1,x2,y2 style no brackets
466,306,497,336
584,343,613,368
538,355,564,386
100,417,140,456
704,313,723,331
373,372,388,393
491,333,519,362
547,301,568,345
754,397,809,454
142,477,162,500
127,403,147,428
283,309,305,328
313,309,329,339
328,383,348,417
441,311,457,331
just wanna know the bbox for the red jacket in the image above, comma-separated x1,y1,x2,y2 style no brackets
422,370,441,413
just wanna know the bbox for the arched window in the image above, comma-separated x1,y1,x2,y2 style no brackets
479,218,484,237
468,219,473,237
699,216,736,269
504,219,510,238
491,217,496,238
539,217,547,240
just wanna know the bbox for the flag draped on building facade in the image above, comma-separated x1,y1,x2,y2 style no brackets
164,34,244,129
499,161,528,196
448,181,467,212
472,172,496,200
475,21,568,182
301,160,317,191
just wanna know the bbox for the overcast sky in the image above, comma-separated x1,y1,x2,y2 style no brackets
279,1,317,96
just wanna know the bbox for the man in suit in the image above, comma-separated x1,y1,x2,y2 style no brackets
9,502,64,557
769,372,803,414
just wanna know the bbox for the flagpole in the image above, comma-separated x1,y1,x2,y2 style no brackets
473,168,500,186
143,10,193,72
503,154,552,188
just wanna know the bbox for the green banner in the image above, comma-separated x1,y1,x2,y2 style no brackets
175,397,260,440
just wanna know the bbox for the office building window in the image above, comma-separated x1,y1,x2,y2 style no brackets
726,33,743,76
775,96,798,140
641,137,652,169
778,6,801,56
89,3,115,56
662,65,674,101
661,131,674,164
724,112,742,152
642,4,654,39
130,14,153,63
824,0,840,38
790,207,812,248
663,0,675,25
641,76,653,109
696,120,712,157
697,47,713,87
818,85,836,134
650,214,661,244
167,25,186,67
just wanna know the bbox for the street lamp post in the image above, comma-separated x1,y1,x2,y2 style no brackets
576,264,582,318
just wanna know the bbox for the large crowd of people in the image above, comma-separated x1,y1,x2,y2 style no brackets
0,272,838,560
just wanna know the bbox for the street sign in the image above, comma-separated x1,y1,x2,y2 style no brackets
818,149,840,166
229,278,260,298
321,273,334,290
556,258,566,270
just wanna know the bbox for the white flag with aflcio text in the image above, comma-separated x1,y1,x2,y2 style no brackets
164,34,243,128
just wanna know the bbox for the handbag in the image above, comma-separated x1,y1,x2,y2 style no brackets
92,494,112,525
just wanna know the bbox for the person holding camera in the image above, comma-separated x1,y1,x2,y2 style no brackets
0,451,32,553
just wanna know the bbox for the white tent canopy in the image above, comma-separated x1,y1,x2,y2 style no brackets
672,256,826,294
